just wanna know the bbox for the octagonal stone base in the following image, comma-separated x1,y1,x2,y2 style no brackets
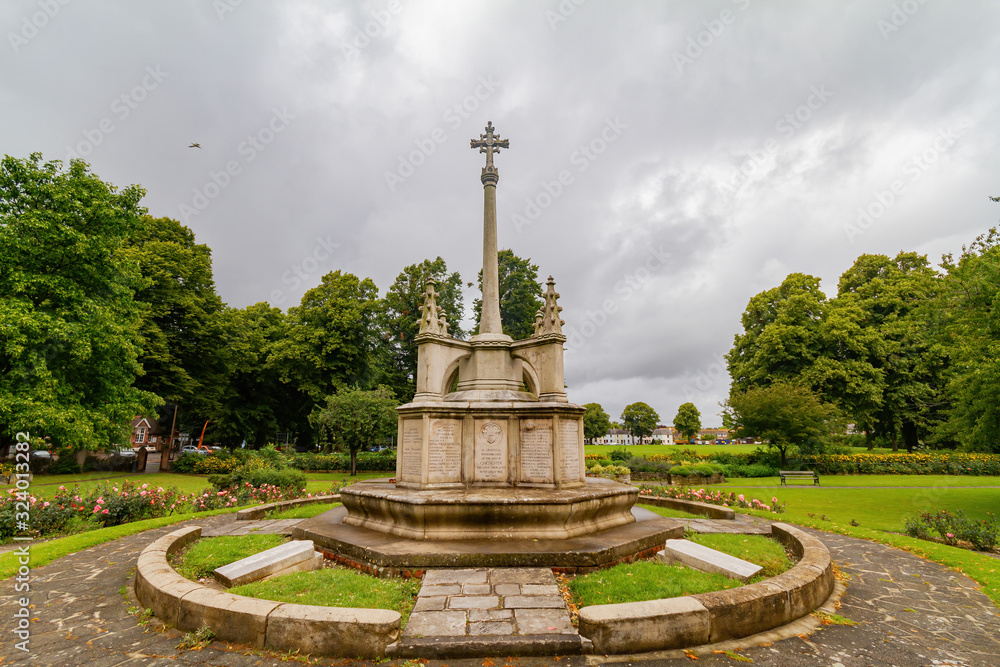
338,477,637,541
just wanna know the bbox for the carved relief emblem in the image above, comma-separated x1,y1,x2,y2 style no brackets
480,422,502,444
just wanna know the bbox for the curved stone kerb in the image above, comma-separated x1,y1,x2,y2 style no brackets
133,524,400,658
578,522,834,654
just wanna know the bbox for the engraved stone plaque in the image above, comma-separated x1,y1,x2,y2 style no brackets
400,419,422,482
560,419,581,482
428,418,462,483
519,418,553,483
474,420,507,482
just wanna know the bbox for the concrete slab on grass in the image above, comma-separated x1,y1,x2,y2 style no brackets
658,538,762,581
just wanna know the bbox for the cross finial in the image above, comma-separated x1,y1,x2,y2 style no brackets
470,121,509,176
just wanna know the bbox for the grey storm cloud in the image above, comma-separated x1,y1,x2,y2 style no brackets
3,0,998,425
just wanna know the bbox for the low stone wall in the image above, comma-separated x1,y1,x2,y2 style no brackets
577,522,833,653
629,473,725,485
134,525,399,658
636,495,736,520
235,494,340,521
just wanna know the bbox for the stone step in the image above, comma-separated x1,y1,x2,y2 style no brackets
214,539,319,587
388,633,592,659
658,538,763,581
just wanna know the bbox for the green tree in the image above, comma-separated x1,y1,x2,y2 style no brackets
836,252,945,451
726,272,883,438
935,226,1000,452
123,216,228,434
724,381,840,467
582,403,611,443
270,270,381,403
472,249,543,340
621,402,659,442
0,154,160,451
673,402,701,442
213,303,305,447
312,386,398,475
377,257,464,402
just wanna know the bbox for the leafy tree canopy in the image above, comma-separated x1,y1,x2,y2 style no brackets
312,386,397,475
724,381,841,466
621,401,659,440
472,249,542,340
0,154,160,451
673,402,701,441
582,402,611,442
377,257,464,402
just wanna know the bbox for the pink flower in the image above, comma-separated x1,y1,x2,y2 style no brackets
93,506,100,513
772,497,778,504
140,491,147,496
142,483,148,489
946,533,954,538
102,509,109,514
43,501,50,507
58,485,65,490
738,494,745,502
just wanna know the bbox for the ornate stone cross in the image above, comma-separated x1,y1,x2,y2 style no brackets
470,121,509,173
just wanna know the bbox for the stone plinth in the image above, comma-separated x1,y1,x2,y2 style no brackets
395,399,585,491
341,477,636,541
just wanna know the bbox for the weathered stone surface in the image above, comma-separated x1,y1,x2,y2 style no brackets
403,610,469,637
503,595,565,609
134,562,201,627
469,620,513,635
468,608,513,621
637,495,736,519
213,540,316,587
176,588,280,647
659,539,763,581
463,583,492,595
448,595,499,610
519,583,560,595
578,596,710,653
264,603,400,658
419,584,462,596
695,580,790,643
413,596,447,612
424,569,489,585
515,608,575,634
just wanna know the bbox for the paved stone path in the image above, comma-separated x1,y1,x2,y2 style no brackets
393,567,587,657
1,514,999,666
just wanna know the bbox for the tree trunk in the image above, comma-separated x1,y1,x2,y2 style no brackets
902,420,918,453
890,431,899,452
350,448,357,476
866,431,874,451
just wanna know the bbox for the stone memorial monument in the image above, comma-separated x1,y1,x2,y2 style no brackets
295,123,681,571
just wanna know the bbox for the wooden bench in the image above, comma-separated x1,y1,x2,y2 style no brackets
779,470,819,486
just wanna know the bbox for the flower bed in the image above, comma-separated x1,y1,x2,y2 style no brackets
638,485,786,514
904,509,999,552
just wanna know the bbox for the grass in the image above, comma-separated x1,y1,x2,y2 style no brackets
230,565,421,625
637,504,704,520
568,534,791,606
713,474,1000,488
706,484,1000,533
31,472,213,498
266,502,341,520
170,534,287,580
689,533,792,578
0,506,241,580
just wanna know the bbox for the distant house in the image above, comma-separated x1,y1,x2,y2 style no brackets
698,428,731,442
651,427,674,445
594,426,673,446
129,416,163,448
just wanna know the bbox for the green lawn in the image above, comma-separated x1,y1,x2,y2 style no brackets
637,504,704,520
267,502,341,520
30,472,213,498
171,534,287,580
714,475,1000,488
700,484,1000,533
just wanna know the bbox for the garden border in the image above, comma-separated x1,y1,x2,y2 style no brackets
637,495,737,520
234,493,340,521
133,525,399,658
577,522,834,653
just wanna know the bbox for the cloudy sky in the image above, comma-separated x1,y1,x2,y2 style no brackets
4,1,998,425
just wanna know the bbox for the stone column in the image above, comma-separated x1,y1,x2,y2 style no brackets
480,169,502,335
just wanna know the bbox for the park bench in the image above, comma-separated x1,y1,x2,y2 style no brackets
779,470,819,486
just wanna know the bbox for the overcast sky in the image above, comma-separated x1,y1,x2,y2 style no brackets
4,1,998,425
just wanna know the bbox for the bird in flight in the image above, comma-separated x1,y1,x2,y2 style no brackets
188,143,201,149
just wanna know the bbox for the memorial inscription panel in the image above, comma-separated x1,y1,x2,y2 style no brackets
427,418,462,483
400,420,422,482
560,419,581,482
519,418,553,483
474,420,507,482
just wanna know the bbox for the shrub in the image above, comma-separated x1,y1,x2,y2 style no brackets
904,509,999,552
609,448,631,462
171,453,203,473
722,463,779,478
49,450,81,475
